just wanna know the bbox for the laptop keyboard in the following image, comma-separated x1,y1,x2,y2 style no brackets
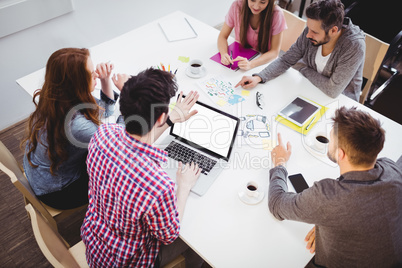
165,141,217,175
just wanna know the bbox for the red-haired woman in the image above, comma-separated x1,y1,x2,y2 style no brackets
218,0,287,70
22,48,119,209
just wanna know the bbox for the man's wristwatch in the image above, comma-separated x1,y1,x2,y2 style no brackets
166,116,174,127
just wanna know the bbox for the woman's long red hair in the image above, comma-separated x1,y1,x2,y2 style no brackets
239,0,275,53
22,48,100,175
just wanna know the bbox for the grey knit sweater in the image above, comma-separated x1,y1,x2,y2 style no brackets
268,158,402,267
256,18,365,101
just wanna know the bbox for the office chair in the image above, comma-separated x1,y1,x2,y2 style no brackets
25,203,88,268
365,30,401,104
0,140,86,231
281,9,306,52
359,33,389,103
364,74,402,125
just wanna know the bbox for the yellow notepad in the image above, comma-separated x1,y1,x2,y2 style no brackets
275,101,328,135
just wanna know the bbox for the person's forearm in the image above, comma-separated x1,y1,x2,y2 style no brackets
268,165,289,220
299,67,344,98
101,79,114,100
218,35,229,56
175,186,191,222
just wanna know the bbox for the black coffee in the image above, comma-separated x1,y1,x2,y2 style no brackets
247,185,257,191
316,135,329,143
191,64,201,67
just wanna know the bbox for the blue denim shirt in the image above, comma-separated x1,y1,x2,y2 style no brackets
23,91,119,196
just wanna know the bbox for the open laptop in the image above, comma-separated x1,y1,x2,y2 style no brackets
159,97,240,196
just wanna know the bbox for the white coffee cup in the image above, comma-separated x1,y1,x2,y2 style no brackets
246,181,259,198
189,59,203,75
314,131,330,153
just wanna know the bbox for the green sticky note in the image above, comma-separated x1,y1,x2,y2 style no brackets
169,102,176,111
178,56,190,63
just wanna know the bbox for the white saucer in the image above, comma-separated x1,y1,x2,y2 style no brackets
185,66,207,79
238,190,265,205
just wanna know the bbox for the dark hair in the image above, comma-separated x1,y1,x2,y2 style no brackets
306,0,344,33
119,68,178,135
332,106,385,166
239,0,275,53
22,48,100,175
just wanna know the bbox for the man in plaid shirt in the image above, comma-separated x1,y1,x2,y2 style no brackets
81,68,203,267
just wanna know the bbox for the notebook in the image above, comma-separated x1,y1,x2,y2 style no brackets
159,97,240,196
275,96,328,135
210,41,259,71
158,17,197,42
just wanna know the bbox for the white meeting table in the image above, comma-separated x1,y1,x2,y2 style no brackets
17,11,402,268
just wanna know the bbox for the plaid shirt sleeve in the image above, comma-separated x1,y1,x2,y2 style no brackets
144,182,180,245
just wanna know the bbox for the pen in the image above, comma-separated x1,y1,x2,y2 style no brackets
230,50,233,68
174,68,178,74
305,116,316,130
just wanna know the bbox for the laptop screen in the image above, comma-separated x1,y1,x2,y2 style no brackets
170,98,240,161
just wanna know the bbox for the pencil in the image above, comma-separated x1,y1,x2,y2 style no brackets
168,64,170,72
174,68,178,74
160,63,165,71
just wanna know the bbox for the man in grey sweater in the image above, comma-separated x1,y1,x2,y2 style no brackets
269,106,402,267
236,0,365,101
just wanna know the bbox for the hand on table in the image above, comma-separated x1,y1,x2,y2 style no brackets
233,56,253,71
176,162,202,192
220,52,234,66
235,75,262,90
112,73,131,91
271,133,292,167
169,91,199,123
305,226,316,253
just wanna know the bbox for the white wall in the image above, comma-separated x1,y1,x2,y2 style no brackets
0,0,74,38
0,0,232,131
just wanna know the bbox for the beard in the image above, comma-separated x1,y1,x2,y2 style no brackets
327,148,337,164
308,34,330,47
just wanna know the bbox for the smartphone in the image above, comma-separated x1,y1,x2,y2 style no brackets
288,173,309,193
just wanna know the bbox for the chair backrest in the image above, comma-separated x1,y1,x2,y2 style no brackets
26,203,86,268
0,140,58,230
281,9,306,52
360,33,389,103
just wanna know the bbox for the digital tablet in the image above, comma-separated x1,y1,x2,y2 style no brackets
278,97,321,127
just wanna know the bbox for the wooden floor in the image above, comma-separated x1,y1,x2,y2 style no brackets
0,118,211,268
0,118,85,267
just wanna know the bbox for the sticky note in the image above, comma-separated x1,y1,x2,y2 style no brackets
216,99,227,106
169,102,176,111
241,90,250,96
262,139,274,150
178,56,190,63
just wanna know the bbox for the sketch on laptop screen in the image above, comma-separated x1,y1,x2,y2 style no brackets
171,101,238,159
